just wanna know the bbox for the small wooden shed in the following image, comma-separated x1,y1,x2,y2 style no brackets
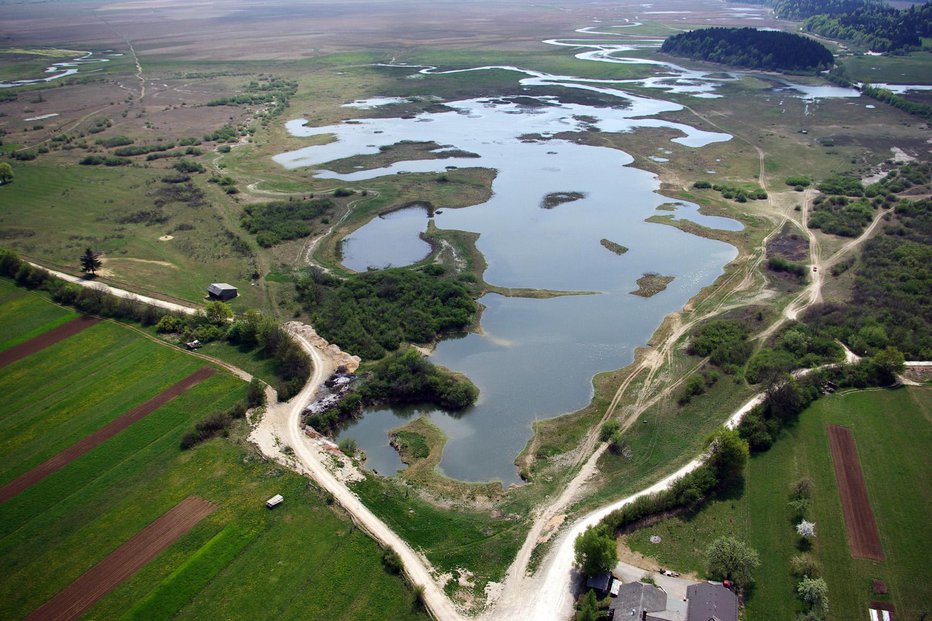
207,282,238,301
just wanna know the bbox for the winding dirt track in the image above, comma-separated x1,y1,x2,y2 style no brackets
0,367,214,503
24,496,216,621
828,425,885,561
0,316,101,369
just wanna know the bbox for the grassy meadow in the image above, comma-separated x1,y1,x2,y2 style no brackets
626,387,932,621
0,281,427,621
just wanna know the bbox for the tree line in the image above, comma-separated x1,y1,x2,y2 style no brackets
774,0,932,52
0,249,311,400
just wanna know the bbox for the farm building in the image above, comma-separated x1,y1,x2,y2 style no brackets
686,582,738,621
207,283,238,301
266,494,284,508
609,581,668,621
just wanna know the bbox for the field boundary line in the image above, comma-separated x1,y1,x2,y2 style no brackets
0,316,101,368
23,496,216,621
0,367,215,503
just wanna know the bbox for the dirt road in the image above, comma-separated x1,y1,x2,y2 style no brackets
249,324,464,621
29,263,197,315
487,392,764,620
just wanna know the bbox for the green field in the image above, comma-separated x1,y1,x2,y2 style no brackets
0,279,77,350
627,387,932,621
842,52,932,85
0,162,264,309
0,280,427,621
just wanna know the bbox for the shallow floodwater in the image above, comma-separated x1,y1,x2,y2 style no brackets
0,51,111,89
271,28,787,484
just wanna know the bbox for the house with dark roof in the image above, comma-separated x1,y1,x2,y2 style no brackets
207,282,238,301
586,572,614,599
609,582,670,621
685,582,738,621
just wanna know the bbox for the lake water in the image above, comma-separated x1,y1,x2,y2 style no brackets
340,205,433,271
274,25,853,485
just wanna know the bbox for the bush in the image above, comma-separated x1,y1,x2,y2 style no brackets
241,198,334,247
246,378,266,408
688,319,752,371
790,553,821,579
381,549,402,575
338,437,358,456
173,159,205,173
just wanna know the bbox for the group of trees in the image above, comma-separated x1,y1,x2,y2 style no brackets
688,319,753,373
240,197,334,247
775,0,932,53
297,266,476,360
157,305,311,400
305,348,478,436
661,27,834,71
805,198,931,359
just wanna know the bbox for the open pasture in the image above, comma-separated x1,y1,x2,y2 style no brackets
626,387,932,620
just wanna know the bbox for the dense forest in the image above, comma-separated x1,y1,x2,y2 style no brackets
296,266,476,360
774,0,932,52
804,198,931,359
660,27,834,71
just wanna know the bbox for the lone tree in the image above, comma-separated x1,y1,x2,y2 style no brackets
797,576,829,614
80,248,102,275
706,536,760,589
574,526,618,576
705,428,749,483
0,162,13,185
576,590,599,621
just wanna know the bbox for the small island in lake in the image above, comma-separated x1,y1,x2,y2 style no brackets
600,239,629,255
631,273,675,297
541,191,586,209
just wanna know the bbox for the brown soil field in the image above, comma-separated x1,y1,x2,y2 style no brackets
0,316,101,369
23,496,217,621
0,366,215,503
828,424,886,562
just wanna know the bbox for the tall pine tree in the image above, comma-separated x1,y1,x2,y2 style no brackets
80,248,101,275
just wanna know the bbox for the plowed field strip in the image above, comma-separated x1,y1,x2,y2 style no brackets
828,424,885,561
0,316,100,369
24,496,216,621
0,367,215,503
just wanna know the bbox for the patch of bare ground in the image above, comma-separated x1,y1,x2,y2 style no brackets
23,496,216,621
0,367,215,503
0,316,100,369
828,425,885,561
